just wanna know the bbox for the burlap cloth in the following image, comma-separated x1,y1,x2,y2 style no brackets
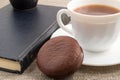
0,0,120,80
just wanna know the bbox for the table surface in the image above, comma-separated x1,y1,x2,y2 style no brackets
0,0,120,80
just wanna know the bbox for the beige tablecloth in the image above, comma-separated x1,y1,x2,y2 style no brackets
0,0,120,80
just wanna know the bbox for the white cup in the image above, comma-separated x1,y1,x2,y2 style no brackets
57,0,120,52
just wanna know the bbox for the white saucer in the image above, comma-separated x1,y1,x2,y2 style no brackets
51,24,120,66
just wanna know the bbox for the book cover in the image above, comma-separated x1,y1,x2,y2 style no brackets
0,4,63,74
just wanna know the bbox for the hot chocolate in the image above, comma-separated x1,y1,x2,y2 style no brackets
74,4,120,15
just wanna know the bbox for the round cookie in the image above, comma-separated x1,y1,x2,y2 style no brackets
37,36,83,78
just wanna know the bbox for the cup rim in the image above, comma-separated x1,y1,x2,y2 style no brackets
67,0,120,18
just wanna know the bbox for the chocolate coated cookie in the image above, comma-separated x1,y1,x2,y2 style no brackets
37,36,83,78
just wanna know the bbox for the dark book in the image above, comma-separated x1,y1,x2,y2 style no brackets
0,4,65,74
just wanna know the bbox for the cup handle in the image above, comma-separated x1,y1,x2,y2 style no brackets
57,9,73,35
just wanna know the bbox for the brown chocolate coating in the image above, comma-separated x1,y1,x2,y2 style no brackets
37,36,83,78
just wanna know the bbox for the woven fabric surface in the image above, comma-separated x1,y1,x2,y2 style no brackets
0,0,120,80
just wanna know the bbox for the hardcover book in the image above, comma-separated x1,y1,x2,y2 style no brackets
0,4,64,74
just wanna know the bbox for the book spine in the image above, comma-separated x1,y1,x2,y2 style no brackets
19,22,59,74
